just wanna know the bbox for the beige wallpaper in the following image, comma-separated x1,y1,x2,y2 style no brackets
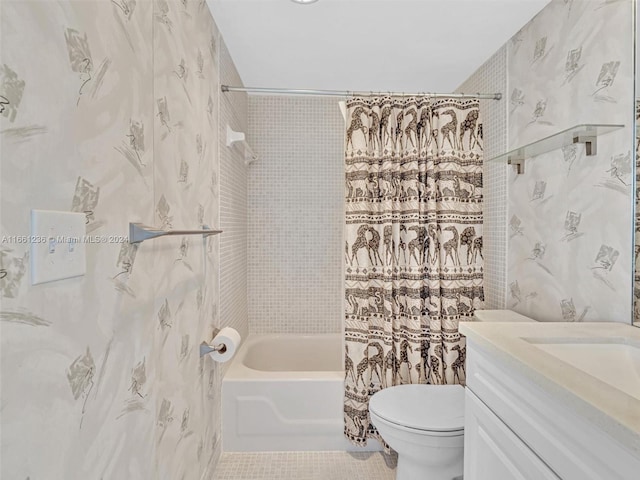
0,1,246,478
507,0,635,322
456,0,636,322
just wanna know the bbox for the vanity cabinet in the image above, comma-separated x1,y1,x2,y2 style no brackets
464,389,559,479
463,339,640,480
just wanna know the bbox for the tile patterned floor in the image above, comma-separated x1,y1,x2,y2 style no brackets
214,451,397,480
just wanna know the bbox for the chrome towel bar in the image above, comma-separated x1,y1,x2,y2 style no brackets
129,223,222,244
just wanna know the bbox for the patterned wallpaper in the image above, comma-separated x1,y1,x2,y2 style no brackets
456,46,509,310
247,96,344,334
507,0,635,322
0,1,246,478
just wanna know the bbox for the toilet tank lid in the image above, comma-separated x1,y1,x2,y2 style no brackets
369,384,464,432
473,309,536,322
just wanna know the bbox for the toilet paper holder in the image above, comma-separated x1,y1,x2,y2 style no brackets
199,341,227,357
200,328,227,357
199,326,241,362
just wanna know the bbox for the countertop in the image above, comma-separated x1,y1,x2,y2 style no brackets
459,321,640,455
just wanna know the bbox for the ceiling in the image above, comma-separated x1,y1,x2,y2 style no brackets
207,0,551,94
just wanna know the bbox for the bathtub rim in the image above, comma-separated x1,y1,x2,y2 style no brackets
223,333,345,381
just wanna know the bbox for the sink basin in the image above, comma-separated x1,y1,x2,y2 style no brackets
525,338,640,401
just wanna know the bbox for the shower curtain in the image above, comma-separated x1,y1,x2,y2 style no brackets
343,96,484,446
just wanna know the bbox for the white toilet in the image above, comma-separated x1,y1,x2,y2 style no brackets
370,384,465,480
370,309,537,480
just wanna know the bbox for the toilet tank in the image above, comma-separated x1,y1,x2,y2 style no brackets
472,310,537,322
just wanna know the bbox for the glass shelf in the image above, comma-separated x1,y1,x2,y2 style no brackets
489,123,625,174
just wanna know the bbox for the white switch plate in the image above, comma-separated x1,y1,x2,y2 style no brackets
31,210,86,285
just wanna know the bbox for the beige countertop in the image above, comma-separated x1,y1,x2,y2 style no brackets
460,321,640,454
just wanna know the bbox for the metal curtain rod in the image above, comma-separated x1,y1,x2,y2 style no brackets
221,85,502,101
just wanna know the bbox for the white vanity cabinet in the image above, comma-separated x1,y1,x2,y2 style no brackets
462,332,640,480
464,389,559,480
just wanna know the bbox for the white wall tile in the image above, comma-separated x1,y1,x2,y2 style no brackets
220,40,249,343
247,96,344,333
457,46,509,309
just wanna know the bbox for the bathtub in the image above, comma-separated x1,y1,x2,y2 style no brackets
222,334,382,452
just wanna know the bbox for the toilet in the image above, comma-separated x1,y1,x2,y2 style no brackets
370,309,537,480
370,384,465,480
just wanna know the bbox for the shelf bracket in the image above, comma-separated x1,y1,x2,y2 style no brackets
572,134,597,156
508,150,525,174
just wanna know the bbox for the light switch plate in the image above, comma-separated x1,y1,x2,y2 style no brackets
31,210,86,285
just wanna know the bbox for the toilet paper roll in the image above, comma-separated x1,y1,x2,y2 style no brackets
209,327,241,363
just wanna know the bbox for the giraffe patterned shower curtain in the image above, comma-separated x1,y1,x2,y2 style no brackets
343,96,484,446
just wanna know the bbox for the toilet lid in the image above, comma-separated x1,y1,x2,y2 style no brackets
369,384,465,432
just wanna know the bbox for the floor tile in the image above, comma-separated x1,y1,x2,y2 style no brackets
214,451,397,480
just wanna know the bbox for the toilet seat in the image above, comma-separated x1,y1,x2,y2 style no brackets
369,384,464,434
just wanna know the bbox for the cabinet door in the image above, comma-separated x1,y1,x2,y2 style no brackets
464,389,560,480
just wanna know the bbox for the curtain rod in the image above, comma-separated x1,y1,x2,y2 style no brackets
221,85,502,101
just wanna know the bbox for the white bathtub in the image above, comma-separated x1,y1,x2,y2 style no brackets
222,334,382,452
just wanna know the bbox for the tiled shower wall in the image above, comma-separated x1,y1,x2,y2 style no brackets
247,96,344,333
220,40,249,343
456,46,509,309
0,1,247,478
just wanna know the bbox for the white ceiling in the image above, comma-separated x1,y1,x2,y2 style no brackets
207,0,551,93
